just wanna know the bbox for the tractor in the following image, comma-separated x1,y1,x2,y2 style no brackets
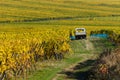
70,28,87,40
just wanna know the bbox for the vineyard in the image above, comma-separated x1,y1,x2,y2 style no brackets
0,0,120,80
0,26,120,80
0,28,71,79
0,0,120,25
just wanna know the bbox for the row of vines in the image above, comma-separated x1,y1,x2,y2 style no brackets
0,29,71,80
90,29,120,46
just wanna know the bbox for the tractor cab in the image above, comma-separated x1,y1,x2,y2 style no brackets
75,28,86,39
70,28,87,40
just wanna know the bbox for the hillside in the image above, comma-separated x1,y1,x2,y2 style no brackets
0,0,120,80
0,0,120,23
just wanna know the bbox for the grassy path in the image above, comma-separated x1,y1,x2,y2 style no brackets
28,39,114,80
51,39,96,80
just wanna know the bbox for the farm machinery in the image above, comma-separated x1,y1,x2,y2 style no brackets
70,28,87,40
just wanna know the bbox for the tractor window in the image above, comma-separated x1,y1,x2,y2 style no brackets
77,29,84,32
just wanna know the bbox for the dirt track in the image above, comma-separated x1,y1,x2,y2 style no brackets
52,39,96,80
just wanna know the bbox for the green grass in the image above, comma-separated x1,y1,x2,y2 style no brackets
55,39,116,80
28,68,59,80
25,40,94,80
